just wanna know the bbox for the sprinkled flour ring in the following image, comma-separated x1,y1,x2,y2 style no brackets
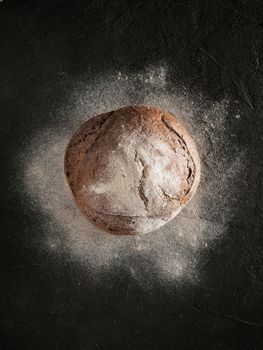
19,64,246,285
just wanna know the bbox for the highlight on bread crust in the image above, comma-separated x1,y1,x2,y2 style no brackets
64,105,201,235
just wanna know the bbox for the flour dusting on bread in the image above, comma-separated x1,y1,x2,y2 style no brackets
64,105,200,234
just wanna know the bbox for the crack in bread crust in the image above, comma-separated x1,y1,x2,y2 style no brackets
134,150,149,211
160,114,196,196
160,187,181,202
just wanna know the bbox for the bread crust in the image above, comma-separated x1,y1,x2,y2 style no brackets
64,105,201,235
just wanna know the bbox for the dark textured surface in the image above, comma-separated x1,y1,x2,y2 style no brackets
1,0,263,349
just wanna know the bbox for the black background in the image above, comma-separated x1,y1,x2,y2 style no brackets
1,0,263,349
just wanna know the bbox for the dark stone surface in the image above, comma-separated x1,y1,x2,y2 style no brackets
1,0,263,349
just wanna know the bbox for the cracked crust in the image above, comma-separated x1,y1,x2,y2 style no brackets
64,105,201,235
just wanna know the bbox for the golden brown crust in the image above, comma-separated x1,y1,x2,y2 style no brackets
64,105,201,235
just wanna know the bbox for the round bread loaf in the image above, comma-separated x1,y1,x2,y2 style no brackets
64,105,200,235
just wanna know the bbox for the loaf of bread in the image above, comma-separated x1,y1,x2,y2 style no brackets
64,105,200,235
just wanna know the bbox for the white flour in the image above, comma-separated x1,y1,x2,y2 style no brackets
85,129,188,219
18,64,246,287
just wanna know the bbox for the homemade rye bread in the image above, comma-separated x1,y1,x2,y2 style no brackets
64,105,201,235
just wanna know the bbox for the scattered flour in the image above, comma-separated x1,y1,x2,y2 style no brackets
18,64,246,287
